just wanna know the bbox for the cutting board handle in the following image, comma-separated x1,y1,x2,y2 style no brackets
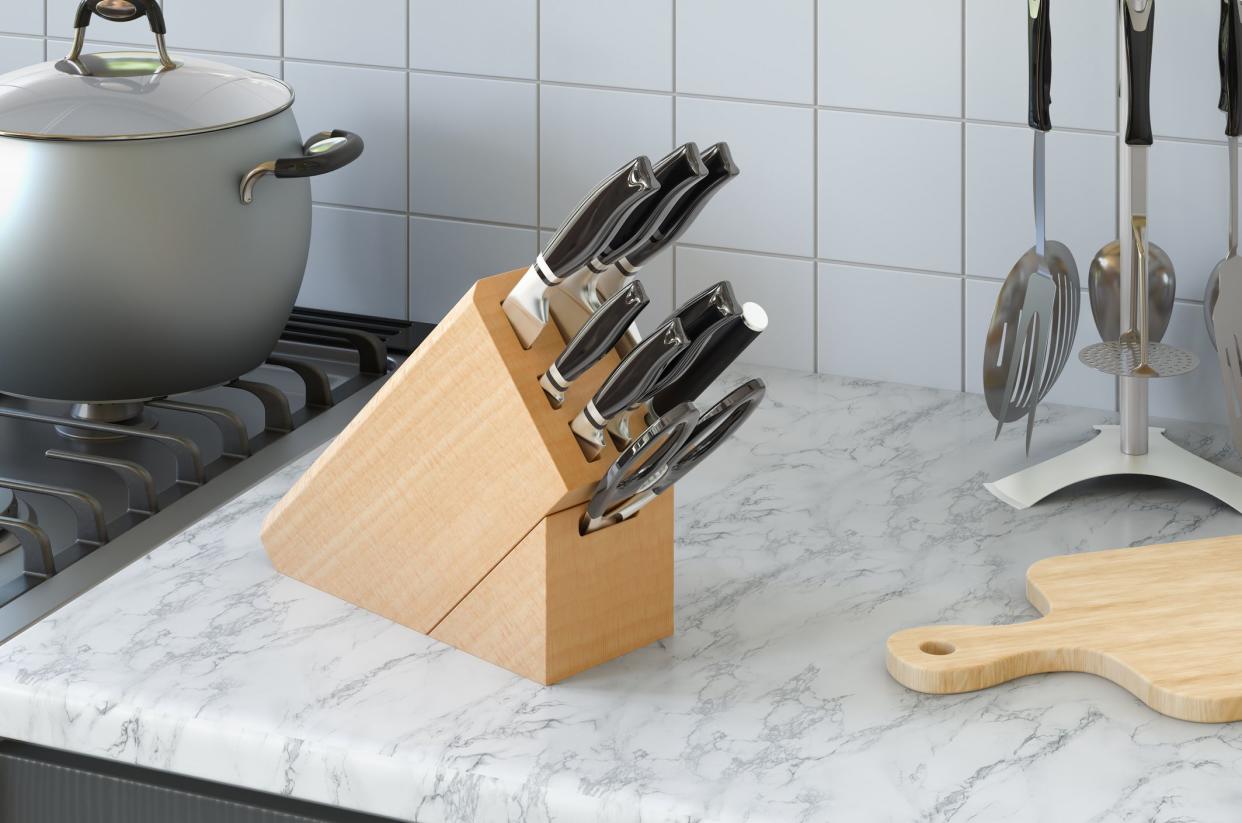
886,618,1068,694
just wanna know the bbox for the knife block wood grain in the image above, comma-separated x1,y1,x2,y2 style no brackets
260,268,674,684
887,534,1242,722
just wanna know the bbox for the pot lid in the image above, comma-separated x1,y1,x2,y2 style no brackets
0,51,294,141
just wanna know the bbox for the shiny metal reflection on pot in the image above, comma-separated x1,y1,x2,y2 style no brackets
0,0,364,416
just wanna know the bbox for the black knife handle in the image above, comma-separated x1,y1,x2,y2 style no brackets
593,318,688,420
1028,0,1052,132
623,142,740,270
1123,0,1155,147
598,143,708,267
1221,0,1232,113
542,157,658,281
673,281,741,339
551,280,650,386
649,303,766,417
1228,0,1242,135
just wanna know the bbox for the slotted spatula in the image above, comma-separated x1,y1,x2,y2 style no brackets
985,0,1077,455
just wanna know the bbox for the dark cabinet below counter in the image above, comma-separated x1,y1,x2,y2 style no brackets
0,741,399,823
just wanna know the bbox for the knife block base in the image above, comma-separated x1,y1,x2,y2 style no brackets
261,268,675,684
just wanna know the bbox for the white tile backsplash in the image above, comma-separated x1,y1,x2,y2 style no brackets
285,0,405,67
411,74,536,225
0,4,43,35
540,0,672,92
676,97,814,257
965,124,1116,281
0,1,1232,424
300,206,408,318
1151,302,1227,424
819,264,962,392
1150,0,1224,142
965,0,1116,132
0,35,42,73
410,0,536,79
677,247,816,373
1149,139,1235,306
819,0,961,118
164,0,282,56
410,218,536,323
539,84,672,228
820,110,962,274
677,0,814,105
285,61,408,212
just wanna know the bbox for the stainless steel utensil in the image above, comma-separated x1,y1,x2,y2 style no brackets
1206,0,1242,350
502,157,658,348
1089,239,1175,343
984,0,1079,454
1212,0,1242,449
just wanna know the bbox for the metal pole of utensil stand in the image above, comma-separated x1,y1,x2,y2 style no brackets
1117,23,1149,458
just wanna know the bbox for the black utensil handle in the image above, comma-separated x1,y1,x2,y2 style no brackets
1221,0,1232,113
649,307,765,417
542,157,658,281
672,281,741,340
592,318,688,419
1228,0,1242,135
623,142,740,270
1028,0,1052,131
553,280,650,384
274,130,365,178
598,143,708,267
74,0,166,33
1123,0,1155,147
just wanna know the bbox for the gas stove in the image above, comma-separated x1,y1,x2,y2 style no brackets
0,307,432,643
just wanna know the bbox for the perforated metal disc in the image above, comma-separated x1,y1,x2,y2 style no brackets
1079,340,1199,378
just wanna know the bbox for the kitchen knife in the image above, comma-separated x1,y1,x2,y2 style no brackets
502,156,658,348
593,142,741,304
539,280,650,409
605,281,741,444
582,378,766,534
570,317,688,459
558,143,709,311
648,301,768,418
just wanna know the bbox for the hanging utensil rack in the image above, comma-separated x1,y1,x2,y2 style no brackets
986,0,1242,513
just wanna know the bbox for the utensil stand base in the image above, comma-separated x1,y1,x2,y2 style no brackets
985,425,1242,513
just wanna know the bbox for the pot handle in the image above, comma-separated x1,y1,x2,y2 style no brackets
67,0,175,70
240,130,366,205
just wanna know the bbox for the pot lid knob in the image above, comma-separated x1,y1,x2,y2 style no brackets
65,0,175,72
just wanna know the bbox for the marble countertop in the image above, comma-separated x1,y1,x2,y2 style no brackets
3,366,1242,822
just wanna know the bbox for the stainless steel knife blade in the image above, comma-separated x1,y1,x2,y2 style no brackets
539,280,650,408
502,156,658,348
570,317,688,459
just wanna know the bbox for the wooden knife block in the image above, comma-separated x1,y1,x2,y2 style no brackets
261,268,675,684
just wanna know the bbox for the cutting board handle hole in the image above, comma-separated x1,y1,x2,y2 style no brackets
920,640,956,656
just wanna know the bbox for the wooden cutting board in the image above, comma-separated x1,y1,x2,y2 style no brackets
887,535,1242,723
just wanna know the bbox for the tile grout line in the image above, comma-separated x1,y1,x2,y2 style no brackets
405,0,412,320
959,0,967,394
535,0,542,256
670,0,678,313
811,0,819,374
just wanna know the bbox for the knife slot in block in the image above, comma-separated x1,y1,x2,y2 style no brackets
262,267,675,685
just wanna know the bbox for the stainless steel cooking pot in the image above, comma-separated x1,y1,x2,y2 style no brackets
0,0,363,404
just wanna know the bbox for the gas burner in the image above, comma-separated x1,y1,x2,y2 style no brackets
54,402,157,442
0,305,432,639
